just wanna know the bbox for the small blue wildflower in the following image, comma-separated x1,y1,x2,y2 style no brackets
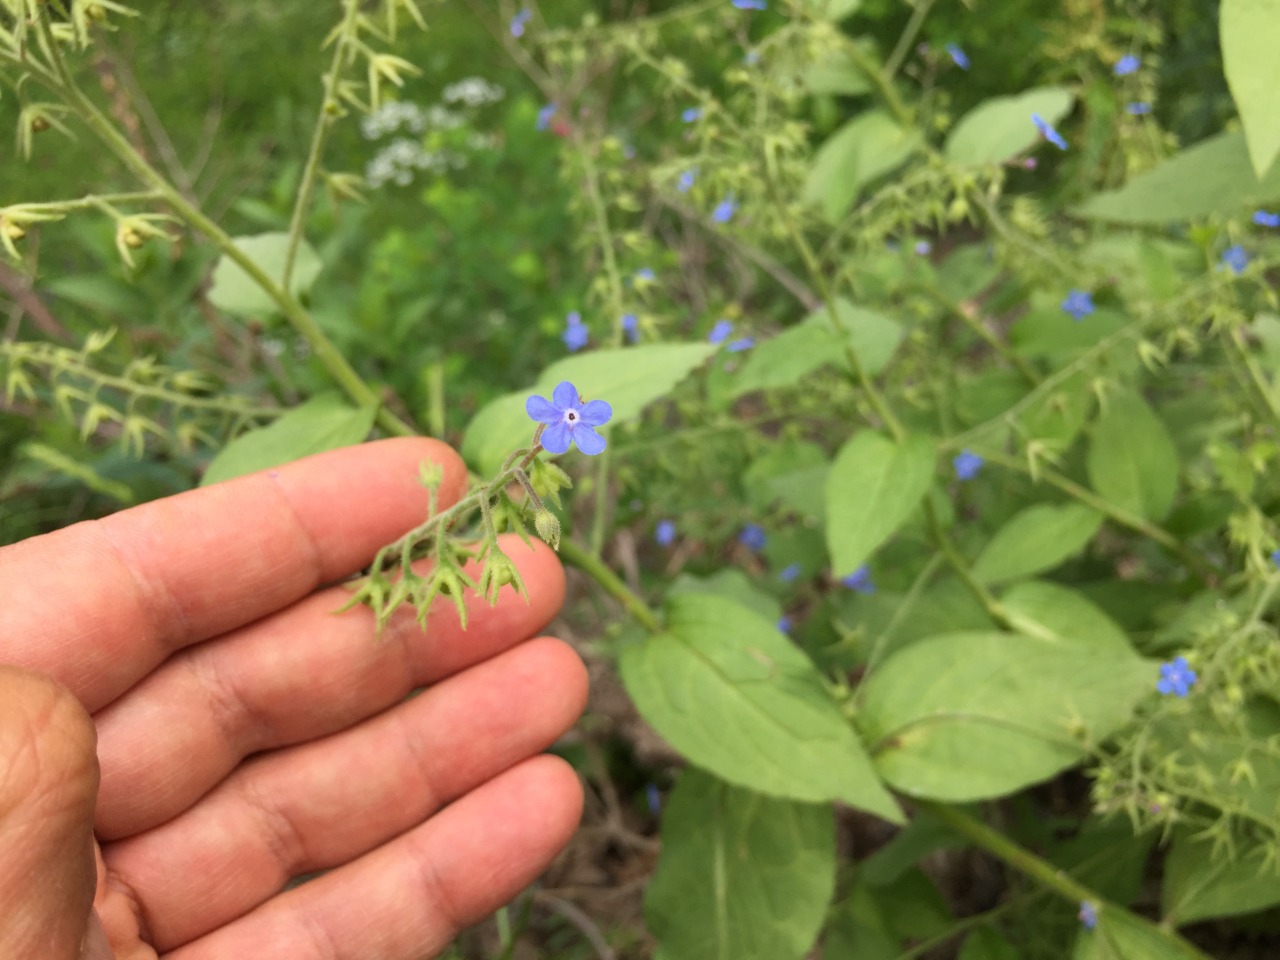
842,565,875,594
1113,54,1141,76
1254,210,1280,228
621,313,639,343
953,449,984,481
1221,245,1249,274
1079,901,1099,930
739,523,767,551
634,266,656,282
536,103,557,131
622,143,637,160
914,240,933,256
677,167,699,193
682,106,703,123
744,49,761,66
655,519,677,547
712,193,738,224
1032,113,1068,150
1271,548,1280,568
525,381,613,455
562,311,589,351
1061,289,1095,321
1126,101,1152,115
708,319,735,344
1156,656,1197,697
732,0,768,8
509,8,532,36
779,563,802,582
945,43,969,70
726,337,755,352
776,615,793,633
645,783,661,814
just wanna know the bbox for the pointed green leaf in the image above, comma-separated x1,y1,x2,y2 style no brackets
209,232,323,318
1087,389,1179,521
945,87,1074,166
803,111,920,220
1221,0,1280,178
1162,830,1280,926
971,504,1103,585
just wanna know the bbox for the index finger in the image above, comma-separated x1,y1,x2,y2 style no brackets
0,438,467,711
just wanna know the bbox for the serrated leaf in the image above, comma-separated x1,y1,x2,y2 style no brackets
201,393,376,486
825,432,935,577
208,232,323,318
646,770,835,960
859,631,1155,801
461,343,715,474
803,111,920,220
971,504,1103,584
619,594,902,821
1221,0,1280,178
1086,389,1179,521
945,86,1075,166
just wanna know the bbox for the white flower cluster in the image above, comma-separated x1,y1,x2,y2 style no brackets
365,139,466,188
360,101,426,141
442,77,505,107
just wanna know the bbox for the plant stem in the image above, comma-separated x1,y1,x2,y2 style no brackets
574,136,628,346
559,538,663,633
884,0,937,80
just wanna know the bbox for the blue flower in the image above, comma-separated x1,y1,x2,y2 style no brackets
1113,54,1141,76
1126,101,1152,115
779,563,802,582
1156,656,1197,697
945,43,969,70
776,615,793,633
682,106,703,123
562,311,589,351
1032,113,1068,150
1271,547,1280,568
727,337,755,352
621,313,639,343
739,523,767,551
645,783,661,814
733,0,767,8
953,449,984,481
1079,901,1099,930
712,193,738,224
536,103,557,131
1221,245,1249,274
744,48,761,65
1254,210,1280,228
634,266,656,282
914,240,933,256
509,8,532,36
655,519,677,546
1061,289,1095,321
708,319,734,344
677,167,699,193
842,565,875,593
526,381,613,455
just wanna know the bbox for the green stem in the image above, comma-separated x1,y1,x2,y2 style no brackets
924,285,1040,385
589,443,611,558
883,0,937,80
1225,326,1280,428
574,136,628,345
922,497,1013,627
844,38,911,126
559,538,663,633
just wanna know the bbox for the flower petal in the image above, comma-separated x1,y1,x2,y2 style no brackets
551,381,579,410
578,399,613,426
541,422,572,454
573,425,607,455
526,394,560,424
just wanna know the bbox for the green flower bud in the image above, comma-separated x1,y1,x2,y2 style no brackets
534,509,561,551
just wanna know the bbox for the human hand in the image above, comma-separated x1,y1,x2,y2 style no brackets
0,438,588,960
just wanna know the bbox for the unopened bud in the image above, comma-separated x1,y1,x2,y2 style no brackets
86,3,107,21
122,228,144,249
31,116,49,133
534,509,561,551
3,220,26,241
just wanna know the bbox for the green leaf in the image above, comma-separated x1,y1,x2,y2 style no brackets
1009,307,1130,357
1162,830,1280,926
825,871,951,960
971,504,1103,585
668,569,782,624
825,433,934,578
802,51,873,97
958,928,1022,960
1075,132,1280,224
1000,581,1134,654
731,300,903,397
201,394,376,486
619,594,902,821
646,770,835,960
1086,389,1179,521
859,631,1155,801
806,0,861,20
802,111,920,220
945,87,1074,166
743,440,830,521
461,343,715,474
1072,905,1211,960
208,232,323,318
1221,0,1280,178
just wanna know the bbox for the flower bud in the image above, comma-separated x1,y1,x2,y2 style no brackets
534,509,561,550
3,220,26,241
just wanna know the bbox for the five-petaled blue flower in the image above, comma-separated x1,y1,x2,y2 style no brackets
562,311,589,351
914,240,933,256
739,523,767,551
779,563,801,582
709,319,735,344
1113,54,1140,76
946,43,970,70
677,167,699,193
634,266,656,282
1061,289,1095,321
1126,102,1152,115
776,615,793,633
536,103,557,131
1032,113,1068,150
1156,656,1197,697
712,193,738,224
842,565,875,593
727,337,755,352
1221,245,1249,274
510,8,532,36
682,107,703,123
621,313,639,343
953,449,984,481
1078,901,1099,930
526,381,613,456
655,519,677,546
1254,210,1280,228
